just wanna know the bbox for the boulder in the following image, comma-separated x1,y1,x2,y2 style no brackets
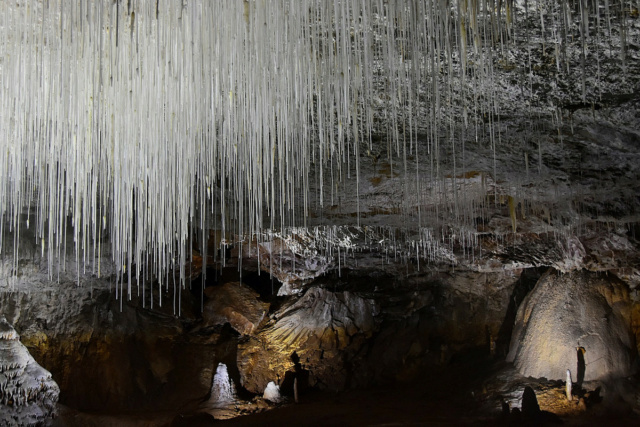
203,282,270,335
507,269,637,381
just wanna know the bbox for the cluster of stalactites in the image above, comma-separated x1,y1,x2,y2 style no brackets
0,1,632,301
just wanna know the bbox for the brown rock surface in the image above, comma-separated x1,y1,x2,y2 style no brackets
237,287,379,393
202,282,270,335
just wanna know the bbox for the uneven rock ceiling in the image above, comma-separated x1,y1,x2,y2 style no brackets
0,0,639,302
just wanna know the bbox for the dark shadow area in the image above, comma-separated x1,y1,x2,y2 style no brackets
626,221,640,241
189,273,210,320
507,386,563,425
214,323,254,401
241,269,282,301
280,351,310,397
585,386,602,406
496,267,545,355
521,386,540,418
171,412,215,427
577,347,586,387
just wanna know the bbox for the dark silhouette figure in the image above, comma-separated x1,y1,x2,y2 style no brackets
500,396,510,418
521,386,540,418
281,351,310,398
511,386,563,425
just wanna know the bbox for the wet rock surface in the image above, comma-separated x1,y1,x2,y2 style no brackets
1,246,640,425
0,2,638,426
234,269,545,394
480,365,640,426
0,269,236,414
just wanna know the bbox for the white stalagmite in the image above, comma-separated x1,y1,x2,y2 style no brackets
209,363,236,406
263,381,282,403
0,1,634,304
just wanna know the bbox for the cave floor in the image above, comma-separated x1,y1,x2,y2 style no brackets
54,357,640,427
217,385,487,426
56,382,640,427
216,365,640,427
215,387,639,427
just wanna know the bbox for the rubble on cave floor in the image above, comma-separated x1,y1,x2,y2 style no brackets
478,365,640,426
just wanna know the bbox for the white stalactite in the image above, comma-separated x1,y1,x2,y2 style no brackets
0,1,634,301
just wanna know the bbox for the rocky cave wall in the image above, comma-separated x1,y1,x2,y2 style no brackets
507,269,637,382
1,225,639,415
0,0,639,421
0,239,542,413
1,73,640,420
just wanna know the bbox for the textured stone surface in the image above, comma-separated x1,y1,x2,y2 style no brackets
507,269,637,381
263,381,281,403
202,282,270,335
0,3,639,424
0,272,241,413
238,287,379,393
207,363,237,406
0,317,59,427
236,270,531,394
233,235,333,294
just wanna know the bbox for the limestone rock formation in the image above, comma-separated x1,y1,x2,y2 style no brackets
202,282,270,335
234,235,333,295
0,317,59,426
507,270,637,381
238,287,379,393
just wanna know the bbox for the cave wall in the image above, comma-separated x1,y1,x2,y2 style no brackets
1,226,640,418
1,250,540,410
0,273,238,412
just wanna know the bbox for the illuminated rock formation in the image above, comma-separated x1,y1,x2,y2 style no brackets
507,269,637,381
0,317,59,426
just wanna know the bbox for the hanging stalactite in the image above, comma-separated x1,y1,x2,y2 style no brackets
0,0,635,305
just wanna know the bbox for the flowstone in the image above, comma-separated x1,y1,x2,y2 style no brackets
507,270,637,381
0,316,59,426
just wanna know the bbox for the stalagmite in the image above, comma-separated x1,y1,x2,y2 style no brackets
566,369,572,401
0,317,59,426
209,363,237,407
263,381,282,403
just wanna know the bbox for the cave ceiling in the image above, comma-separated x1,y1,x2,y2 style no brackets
0,0,638,296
